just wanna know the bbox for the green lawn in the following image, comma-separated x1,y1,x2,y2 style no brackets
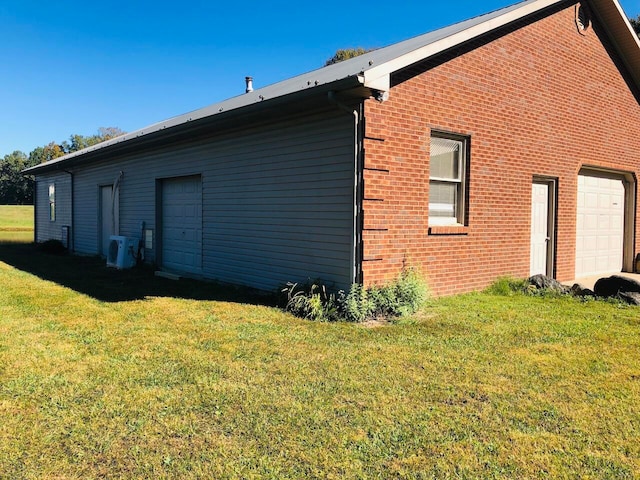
0,205,34,230
0,244,639,478
0,205,34,243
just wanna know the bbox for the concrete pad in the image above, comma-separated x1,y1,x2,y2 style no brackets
562,272,640,291
155,270,181,281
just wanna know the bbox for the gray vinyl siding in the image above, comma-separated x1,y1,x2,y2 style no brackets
68,109,355,291
34,172,72,244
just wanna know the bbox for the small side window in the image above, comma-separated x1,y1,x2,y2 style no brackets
429,133,468,226
48,184,56,222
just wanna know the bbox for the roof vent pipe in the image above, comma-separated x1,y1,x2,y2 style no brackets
245,76,254,93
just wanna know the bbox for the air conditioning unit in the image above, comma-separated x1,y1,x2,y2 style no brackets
106,235,138,269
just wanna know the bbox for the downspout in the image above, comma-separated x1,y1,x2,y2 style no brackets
63,169,74,252
328,91,363,284
33,179,38,243
112,171,123,236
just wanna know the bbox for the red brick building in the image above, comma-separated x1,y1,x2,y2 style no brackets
361,1,640,294
28,0,640,296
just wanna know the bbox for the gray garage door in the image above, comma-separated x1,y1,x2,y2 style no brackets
162,175,203,275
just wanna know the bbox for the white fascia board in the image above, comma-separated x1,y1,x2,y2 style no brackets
591,0,640,86
609,0,640,48
363,0,560,86
363,74,390,92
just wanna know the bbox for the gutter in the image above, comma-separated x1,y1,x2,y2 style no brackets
328,90,386,284
24,76,366,175
328,91,362,284
33,179,37,243
63,169,74,252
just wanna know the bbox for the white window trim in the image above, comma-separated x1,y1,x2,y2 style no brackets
429,215,462,227
429,132,468,227
48,183,56,222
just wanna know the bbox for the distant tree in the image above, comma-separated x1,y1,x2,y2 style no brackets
68,134,93,152
630,16,640,35
27,142,66,165
31,142,66,164
68,127,125,153
33,127,126,163
0,151,33,204
0,127,128,204
325,48,372,66
97,126,126,141
28,146,47,165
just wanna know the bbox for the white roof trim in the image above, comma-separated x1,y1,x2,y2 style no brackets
611,0,640,50
591,0,640,87
363,0,560,88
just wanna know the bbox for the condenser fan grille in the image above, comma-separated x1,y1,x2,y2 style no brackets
106,235,137,269
108,239,119,263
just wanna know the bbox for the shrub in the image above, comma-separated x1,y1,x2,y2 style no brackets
282,282,337,322
39,239,67,255
339,283,374,323
373,268,428,317
485,277,528,296
282,269,429,323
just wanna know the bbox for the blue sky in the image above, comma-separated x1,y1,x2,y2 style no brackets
1,0,639,158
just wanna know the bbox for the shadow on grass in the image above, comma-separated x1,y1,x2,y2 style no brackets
0,242,277,305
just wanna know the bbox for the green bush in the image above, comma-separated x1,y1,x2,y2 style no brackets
282,282,324,322
282,269,428,323
339,283,374,323
485,277,528,296
371,268,428,317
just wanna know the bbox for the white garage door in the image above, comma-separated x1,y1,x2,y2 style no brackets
162,176,203,275
575,174,624,278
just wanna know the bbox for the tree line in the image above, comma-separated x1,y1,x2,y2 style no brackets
0,127,125,205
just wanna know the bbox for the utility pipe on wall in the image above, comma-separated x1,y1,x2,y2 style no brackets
328,91,362,284
62,169,74,252
112,171,123,235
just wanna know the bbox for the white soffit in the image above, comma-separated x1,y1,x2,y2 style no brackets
590,0,640,87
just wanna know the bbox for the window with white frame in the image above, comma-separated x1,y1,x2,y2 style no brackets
48,183,56,222
429,134,467,226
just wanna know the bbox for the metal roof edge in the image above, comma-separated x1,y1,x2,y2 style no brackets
25,0,640,175
363,0,561,86
362,0,640,92
24,74,365,174
27,2,552,176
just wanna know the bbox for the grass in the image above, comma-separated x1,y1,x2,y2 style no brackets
0,205,34,244
0,205,34,230
0,243,639,478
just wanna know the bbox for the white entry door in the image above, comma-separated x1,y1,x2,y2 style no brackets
576,174,624,278
530,182,550,276
100,185,119,256
161,176,203,275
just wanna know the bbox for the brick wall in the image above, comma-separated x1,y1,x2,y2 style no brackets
362,3,640,296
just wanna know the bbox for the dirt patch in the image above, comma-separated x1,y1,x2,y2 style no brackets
360,317,391,328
